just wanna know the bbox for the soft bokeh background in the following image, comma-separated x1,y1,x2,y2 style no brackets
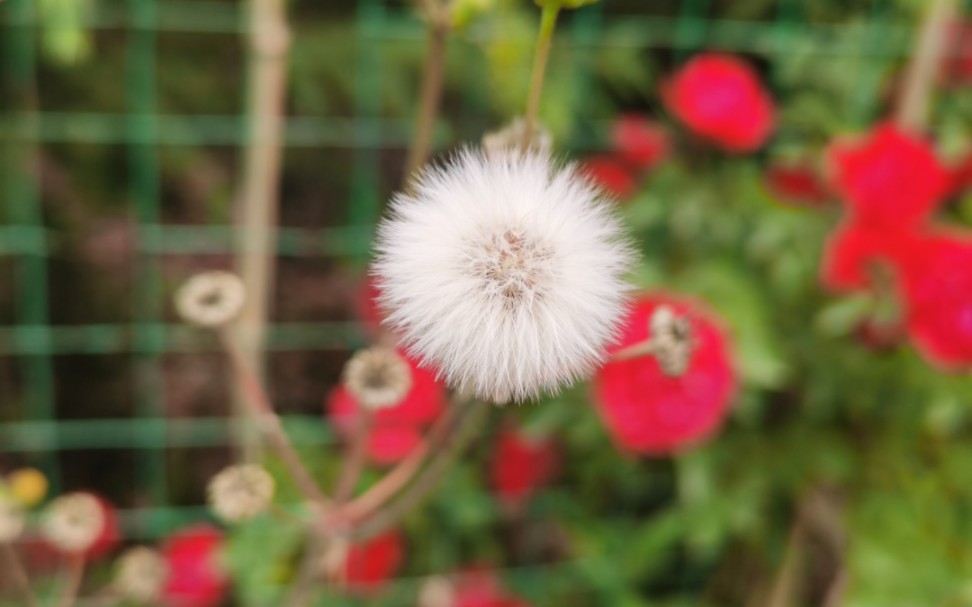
2,0,972,605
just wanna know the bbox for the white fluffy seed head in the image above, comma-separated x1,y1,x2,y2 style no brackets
175,271,246,328
41,493,105,553
114,547,169,602
374,149,635,403
207,464,275,523
343,346,413,411
0,496,26,543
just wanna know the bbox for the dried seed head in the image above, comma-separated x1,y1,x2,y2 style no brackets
175,271,246,328
343,347,413,411
418,576,455,607
482,118,553,158
648,305,696,377
41,493,105,553
0,497,26,543
207,464,275,523
114,547,169,602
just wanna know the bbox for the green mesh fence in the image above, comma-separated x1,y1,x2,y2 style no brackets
0,0,957,553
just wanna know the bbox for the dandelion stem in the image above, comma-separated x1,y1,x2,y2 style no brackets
56,553,86,607
1,543,39,607
522,4,561,149
896,0,956,131
404,4,449,185
347,398,490,542
220,330,333,510
340,395,463,521
333,409,374,502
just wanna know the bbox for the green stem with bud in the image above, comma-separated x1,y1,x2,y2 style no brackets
521,4,561,149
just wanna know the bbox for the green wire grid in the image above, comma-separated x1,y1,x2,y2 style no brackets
0,0,960,551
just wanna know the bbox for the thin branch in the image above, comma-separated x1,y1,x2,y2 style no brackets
220,330,333,510
340,397,459,521
347,399,491,542
896,0,957,131
1,543,39,607
333,410,374,503
233,0,292,461
403,5,449,184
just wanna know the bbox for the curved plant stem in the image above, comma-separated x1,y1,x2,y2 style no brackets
234,0,292,462
220,330,333,510
1,543,38,607
521,4,561,149
896,0,957,131
404,5,449,185
334,410,374,502
57,553,85,607
341,397,460,521
348,399,491,542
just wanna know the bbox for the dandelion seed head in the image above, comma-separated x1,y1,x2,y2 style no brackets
115,547,169,602
41,492,105,553
175,271,246,328
375,149,635,403
343,347,413,411
207,464,275,523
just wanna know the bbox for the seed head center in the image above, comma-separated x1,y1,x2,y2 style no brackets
470,229,552,302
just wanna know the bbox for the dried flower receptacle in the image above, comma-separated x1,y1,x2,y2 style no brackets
343,347,413,411
175,271,246,328
115,547,169,602
207,464,275,523
41,493,105,553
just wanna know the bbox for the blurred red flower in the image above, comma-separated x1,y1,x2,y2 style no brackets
581,155,637,200
593,294,736,455
663,53,775,152
611,115,669,170
827,124,948,229
765,164,829,206
160,525,227,607
898,232,972,369
941,21,972,86
820,222,920,292
339,531,404,594
490,426,558,509
327,349,445,465
450,569,530,607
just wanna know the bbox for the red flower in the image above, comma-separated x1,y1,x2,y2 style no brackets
581,156,637,200
160,525,228,607
338,531,404,594
765,164,829,206
611,115,669,170
489,426,558,509
827,124,948,229
327,350,445,465
593,294,736,455
83,495,120,561
820,222,921,292
450,569,530,607
663,53,775,152
897,232,972,369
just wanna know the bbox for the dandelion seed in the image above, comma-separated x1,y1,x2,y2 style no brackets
343,346,413,411
114,547,169,602
207,464,275,523
175,271,246,328
482,118,553,157
375,150,635,403
0,497,25,543
41,492,105,553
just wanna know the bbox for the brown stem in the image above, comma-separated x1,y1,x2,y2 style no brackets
765,515,805,607
56,553,85,607
1,543,39,607
347,399,490,542
896,0,957,131
220,330,333,510
403,13,449,185
333,410,374,502
283,529,330,607
341,397,459,521
233,0,292,461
